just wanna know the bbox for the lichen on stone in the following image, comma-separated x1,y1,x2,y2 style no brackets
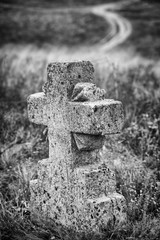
28,61,126,232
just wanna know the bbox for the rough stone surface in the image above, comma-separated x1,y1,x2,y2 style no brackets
73,133,104,151
71,82,105,102
27,61,126,232
69,99,124,134
28,92,47,125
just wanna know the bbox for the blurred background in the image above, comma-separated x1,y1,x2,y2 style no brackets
1,1,160,239
0,0,160,100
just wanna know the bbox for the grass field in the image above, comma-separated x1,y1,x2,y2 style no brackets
1,59,160,240
0,0,160,239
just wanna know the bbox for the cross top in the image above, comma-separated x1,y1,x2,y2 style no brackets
27,61,126,232
43,61,94,100
28,61,123,135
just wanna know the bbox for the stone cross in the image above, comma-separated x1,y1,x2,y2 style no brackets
27,61,126,232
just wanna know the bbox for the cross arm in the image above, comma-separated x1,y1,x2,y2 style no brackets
27,92,47,125
69,99,124,135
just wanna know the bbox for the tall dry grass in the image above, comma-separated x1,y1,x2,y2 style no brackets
0,56,160,239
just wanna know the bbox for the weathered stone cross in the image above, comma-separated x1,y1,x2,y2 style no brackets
28,61,126,232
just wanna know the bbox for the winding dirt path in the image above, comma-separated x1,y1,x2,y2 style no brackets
91,2,132,53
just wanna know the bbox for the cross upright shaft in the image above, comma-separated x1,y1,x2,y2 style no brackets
28,61,126,232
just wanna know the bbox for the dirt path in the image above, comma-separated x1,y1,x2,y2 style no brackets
91,1,132,53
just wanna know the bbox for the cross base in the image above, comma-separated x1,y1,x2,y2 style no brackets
28,61,126,233
30,158,126,232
